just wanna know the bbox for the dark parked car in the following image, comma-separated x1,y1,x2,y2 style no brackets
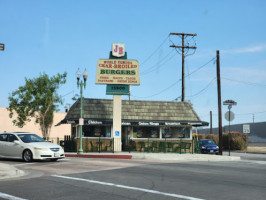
199,139,219,155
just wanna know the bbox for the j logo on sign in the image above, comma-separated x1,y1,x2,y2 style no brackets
112,43,125,57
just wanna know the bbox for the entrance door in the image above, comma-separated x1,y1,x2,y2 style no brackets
122,127,129,151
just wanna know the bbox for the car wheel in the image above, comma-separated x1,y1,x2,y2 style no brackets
50,159,58,162
23,149,33,162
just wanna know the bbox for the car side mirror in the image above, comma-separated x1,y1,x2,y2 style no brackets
14,140,20,144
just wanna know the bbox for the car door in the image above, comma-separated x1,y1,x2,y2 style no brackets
6,134,23,158
0,134,8,157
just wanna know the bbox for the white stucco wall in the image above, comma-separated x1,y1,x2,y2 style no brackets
0,107,71,143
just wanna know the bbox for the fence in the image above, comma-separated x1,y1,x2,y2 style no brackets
62,136,200,154
77,137,114,153
125,138,198,154
61,135,77,152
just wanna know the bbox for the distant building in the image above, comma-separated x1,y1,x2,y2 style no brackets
196,121,266,143
0,107,71,143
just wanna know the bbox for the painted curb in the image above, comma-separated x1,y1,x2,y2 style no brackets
65,154,132,159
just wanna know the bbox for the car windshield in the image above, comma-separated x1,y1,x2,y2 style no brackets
201,140,216,145
17,134,45,143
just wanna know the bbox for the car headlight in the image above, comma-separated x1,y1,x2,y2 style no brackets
216,146,219,149
201,146,206,149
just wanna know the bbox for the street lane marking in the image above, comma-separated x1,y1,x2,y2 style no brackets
0,192,28,200
53,175,205,200
13,163,35,166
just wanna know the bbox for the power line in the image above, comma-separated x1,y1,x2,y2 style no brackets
141,50,176,76
132,56,216,99
222,77,266,88
186,57,216,100
131,79,181,99
185,57,217,99
200,110,266,118
186,57,216,78
187,77,217,98
236,110,266,116
62,90,75,97
140,35,170,66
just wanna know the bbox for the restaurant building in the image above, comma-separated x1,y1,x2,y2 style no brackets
58,98,208,151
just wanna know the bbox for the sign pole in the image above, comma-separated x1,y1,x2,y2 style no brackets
113,95,122,151
223,100,237,156
95,43,140,152
109,45,127,152
228,106,231,156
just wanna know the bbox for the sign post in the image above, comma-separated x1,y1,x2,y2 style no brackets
243,124,250,134
96,43,140,152
223,99,237,156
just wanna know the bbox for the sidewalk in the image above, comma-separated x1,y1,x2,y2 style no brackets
65,152,241,161
0,163,24,180
246,146,266,154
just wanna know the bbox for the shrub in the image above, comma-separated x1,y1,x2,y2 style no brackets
193,134,206,140
194,132,248,151
223,131,247,150
205,134,219,144
231,136,246,150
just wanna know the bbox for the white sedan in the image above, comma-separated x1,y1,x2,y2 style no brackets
0,132,65,162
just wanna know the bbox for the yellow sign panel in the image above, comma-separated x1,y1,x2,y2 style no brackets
96,59,140,85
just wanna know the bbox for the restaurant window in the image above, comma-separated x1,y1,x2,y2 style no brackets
83,125,111,137
162,127,190,139
133,127,160,138
71,126,77,138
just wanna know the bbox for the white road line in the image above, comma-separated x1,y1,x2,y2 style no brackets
0,192,28,200
13,163,35,166
53,175,205,200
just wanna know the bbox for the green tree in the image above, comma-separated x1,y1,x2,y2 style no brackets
8,72,67,140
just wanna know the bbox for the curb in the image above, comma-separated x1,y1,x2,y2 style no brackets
65,153,240,161
65,154,132,159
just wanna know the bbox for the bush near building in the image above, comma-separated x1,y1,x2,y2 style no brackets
223,131,248,151
194,132,248,151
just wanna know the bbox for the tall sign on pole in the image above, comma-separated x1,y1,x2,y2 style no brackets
96,43,140,152
223,99,237,156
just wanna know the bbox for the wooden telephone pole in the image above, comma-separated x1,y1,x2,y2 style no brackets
210,111,213,134
216,50,223,155
169,32,197,101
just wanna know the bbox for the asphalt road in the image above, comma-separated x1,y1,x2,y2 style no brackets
0,156,266,200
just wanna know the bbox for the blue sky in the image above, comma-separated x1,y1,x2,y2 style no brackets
1,0,266,128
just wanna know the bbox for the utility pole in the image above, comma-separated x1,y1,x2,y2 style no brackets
210,111,213,134
169,32,197,101
253,114,254,123
216,50,223,155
